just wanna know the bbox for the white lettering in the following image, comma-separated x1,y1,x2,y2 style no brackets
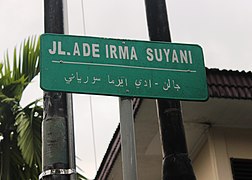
110,45,118,59
189,51,193,64
58,41,66,55
130,47,138,60
154,49,162,62
73,43,80,56
180,50,188,63
105,45,109,58
49,41,57,55
119,46,129,59
92,44,100,58
83,43,90,56
172,50,179,63
146,48,153,61
163,49,170,62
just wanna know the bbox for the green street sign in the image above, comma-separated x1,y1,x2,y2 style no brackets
40,34,208,100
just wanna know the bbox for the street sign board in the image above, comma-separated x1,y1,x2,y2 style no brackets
40,34,208,100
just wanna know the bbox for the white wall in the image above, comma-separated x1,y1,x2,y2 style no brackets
193,127,252,180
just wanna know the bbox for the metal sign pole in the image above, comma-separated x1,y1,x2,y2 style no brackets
119,98,138,180
41,0,76,179
144,0,197,179
62,0,77,179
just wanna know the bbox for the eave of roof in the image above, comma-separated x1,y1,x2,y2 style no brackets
207,68,252,99
95,68,252,180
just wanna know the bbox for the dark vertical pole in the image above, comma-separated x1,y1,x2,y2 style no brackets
42,1,75,179
144,0,196,180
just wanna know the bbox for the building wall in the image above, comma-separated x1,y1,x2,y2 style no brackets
224,128,252,159
192,127,252,180
193,140,216,180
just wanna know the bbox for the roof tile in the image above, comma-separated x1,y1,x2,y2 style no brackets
206,68,252,100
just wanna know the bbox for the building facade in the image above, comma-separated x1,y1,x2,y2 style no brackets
95,68,252,180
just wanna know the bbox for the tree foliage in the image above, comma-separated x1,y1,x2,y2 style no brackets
0,36,87,180
0,36,41,179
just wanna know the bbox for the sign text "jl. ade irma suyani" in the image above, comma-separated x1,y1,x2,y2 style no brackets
40,34,208,101
48,40,193,65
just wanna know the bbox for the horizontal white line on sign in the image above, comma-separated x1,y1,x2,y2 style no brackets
52,60,197,73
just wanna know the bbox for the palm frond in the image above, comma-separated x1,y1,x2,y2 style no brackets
3,36,40,88
1,36,40,102
0,63,3,77
16,99,42,170
20,36,40,83
0,35,42,180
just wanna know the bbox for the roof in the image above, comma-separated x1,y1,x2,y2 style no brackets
207,68,252,99
95,68,252,180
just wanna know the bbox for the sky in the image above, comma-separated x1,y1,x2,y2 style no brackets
1,0,252,179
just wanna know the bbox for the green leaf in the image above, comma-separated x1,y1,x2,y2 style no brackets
0,35,42,180
16,100,42,169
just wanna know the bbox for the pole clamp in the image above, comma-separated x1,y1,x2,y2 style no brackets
39,168,76,179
